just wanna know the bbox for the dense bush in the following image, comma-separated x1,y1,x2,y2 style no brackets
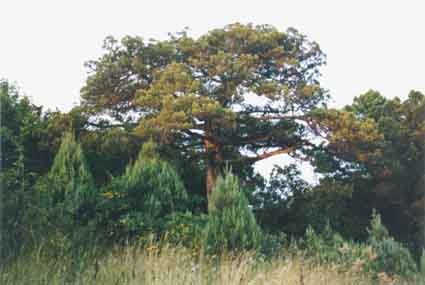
203,169,261,254
163,212,208,248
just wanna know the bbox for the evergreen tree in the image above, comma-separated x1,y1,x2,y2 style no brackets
41,132,96,219
123,141,188,217
367,210,418,277
204,169,261,253
99,141,189,238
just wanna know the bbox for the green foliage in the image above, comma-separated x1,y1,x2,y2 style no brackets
255,164,309,208
254,165,363,240
417,249,425,284
97,142,189,240
300,223,362,266
0,130,99,257
296,211,418,279
291,181,364,239
366,210,417,277
0,79,53,176
203,169,261,253
81,127,141,185
121,142,188,219
0,80,54,258
163,212,208,248
32,131,98,251
253,164,309,233
258,232,288,258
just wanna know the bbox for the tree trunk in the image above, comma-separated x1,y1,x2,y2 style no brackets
206,161,218,197
204,138,223,202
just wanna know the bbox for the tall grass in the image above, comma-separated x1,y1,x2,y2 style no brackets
0,242,377,285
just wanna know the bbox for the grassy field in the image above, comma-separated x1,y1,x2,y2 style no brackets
0,243,377,285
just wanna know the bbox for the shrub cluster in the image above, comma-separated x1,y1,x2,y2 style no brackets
296,211,418,279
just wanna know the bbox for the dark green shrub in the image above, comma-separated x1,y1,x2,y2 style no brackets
203,169,261,254
163,212,208,248
296,222,368,269
258,232,287,258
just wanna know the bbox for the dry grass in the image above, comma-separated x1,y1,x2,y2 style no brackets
0,243,379,285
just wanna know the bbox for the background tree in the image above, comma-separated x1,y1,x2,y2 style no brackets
311,90,425,254
1,80,53,181
254,164,363,239
81,23,327,201
0,79,53,257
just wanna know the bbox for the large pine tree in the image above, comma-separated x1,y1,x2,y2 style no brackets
81,23,327,201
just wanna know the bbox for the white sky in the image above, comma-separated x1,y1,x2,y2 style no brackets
2,0,424,181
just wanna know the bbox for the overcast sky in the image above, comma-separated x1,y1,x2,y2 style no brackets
2,0,424,181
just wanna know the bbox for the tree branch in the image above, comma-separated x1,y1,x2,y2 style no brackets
253,115,306,121
86,121,137,129
243,146,296,163
182,129,205,140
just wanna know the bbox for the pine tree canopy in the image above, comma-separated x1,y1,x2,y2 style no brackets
81,23,327,195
